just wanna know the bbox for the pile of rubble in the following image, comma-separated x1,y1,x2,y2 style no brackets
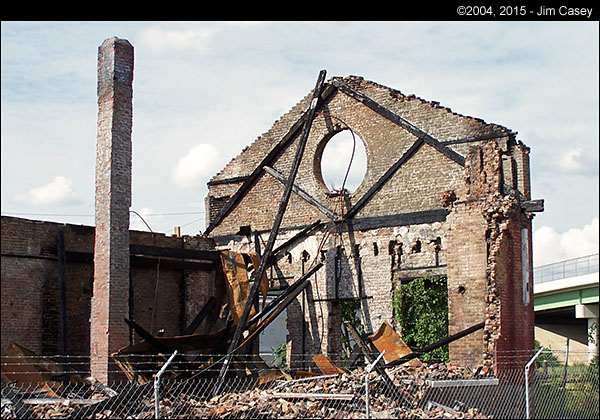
2,360,495,419
154,363,492,419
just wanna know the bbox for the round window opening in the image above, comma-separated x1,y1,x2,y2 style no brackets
319,130,367,194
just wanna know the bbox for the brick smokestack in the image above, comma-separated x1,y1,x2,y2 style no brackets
91,37,134,383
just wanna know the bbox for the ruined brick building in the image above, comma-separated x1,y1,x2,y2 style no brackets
1,38,542,385
205,73,543,372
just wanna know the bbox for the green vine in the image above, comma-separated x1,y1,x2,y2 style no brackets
272,342,288,371
393,276,449,363
588,321,599,372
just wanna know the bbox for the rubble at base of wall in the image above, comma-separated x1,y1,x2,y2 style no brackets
194,364,492,419
1,361,496,419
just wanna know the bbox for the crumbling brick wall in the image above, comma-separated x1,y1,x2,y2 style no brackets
446,143,534,370
0,216,216,362
205,76,537,372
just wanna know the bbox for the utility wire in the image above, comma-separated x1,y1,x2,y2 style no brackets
2,211,205,217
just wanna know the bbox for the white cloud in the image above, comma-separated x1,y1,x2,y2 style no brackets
533,217,599,267
14,176,80,206
171,144,221,189
138,26,215,51
557,146,599,177
130,207,162,232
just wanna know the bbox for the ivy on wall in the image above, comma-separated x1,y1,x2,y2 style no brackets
393,276,449,363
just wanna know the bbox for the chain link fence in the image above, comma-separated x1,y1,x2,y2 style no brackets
2,350,598,419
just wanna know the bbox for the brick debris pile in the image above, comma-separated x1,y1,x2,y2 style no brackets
163,363,492,419
2,362,494,419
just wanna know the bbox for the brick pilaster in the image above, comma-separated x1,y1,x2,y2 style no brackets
446,143,534,372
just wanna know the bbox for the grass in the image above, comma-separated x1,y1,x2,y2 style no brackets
533,364,599,419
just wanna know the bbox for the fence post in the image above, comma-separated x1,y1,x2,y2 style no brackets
154,350,178,419
525,346,544,419
364,350,385,419
560,338,570,418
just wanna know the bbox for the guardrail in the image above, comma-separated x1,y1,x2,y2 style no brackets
534,253,599,284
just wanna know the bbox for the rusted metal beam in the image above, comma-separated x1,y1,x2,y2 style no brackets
313,354,346,375
129,244,219,262
441,131,513,146
121,319,206,377
123,318,174,354
521,199,544,212
271,220,323,259
194,263,324,383
344,321,402,398
130,256,214,271
344,344,362,369
56,248,217,269
246,261,323,328
235,262,323,351
213,71,328,395
207,175,249,186
383,321,485,368
344,322,389,380
368,321,415,365
264,166,336,219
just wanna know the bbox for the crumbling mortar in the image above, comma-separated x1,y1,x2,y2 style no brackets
480,192,522,367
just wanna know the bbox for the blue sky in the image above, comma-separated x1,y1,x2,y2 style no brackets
1,21,598,266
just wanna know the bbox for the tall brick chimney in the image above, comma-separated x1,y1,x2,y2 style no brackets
91,37,134,383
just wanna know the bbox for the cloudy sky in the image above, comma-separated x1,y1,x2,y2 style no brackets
1,20,598,267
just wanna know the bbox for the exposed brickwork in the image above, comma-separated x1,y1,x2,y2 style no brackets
1,217,95,356
206,76,536,372
446,143,535,371
91,37,135,383
182,235,218,334
1,216,216,368
2,37,213,384
2,66,536,379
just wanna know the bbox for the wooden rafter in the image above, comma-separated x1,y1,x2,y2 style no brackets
213,70,328,395
204,82,336,236
332,79,466,167
264,166,336,220
344,137,425,220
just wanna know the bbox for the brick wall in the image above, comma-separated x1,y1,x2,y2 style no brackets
206,76,536,371
1,216,216,367
446,201,489,366
1,217,95,356
446,143,534,371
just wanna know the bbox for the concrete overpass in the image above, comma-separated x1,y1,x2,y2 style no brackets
533,253,599,364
